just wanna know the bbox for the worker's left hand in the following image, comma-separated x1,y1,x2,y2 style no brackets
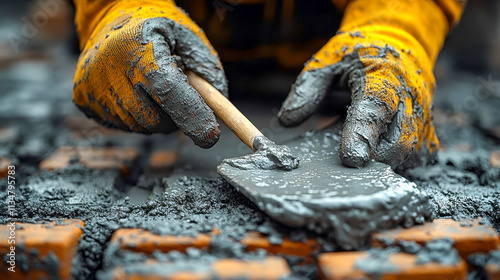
72,0,227,148
278,0,457,168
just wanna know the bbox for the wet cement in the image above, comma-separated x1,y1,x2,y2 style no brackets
218,119,432,250
222,136,300,171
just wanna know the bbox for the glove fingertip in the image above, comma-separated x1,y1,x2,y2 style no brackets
339,129,371,168
277,107,299,127
277,71,325,127
190,122,221,149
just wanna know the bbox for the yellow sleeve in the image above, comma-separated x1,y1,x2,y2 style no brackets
330,0,467,27
434,0,467,26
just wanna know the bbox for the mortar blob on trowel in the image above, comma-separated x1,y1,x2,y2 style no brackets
187,71,299,171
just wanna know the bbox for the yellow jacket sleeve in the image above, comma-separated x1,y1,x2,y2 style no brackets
331,0,466,27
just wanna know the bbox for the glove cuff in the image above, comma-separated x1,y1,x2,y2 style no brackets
74,0,176,50
434,0,467,27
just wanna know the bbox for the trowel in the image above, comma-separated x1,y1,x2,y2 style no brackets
188,73,432,250
187,72,299,171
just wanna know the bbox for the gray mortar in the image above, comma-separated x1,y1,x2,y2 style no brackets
0,157,321,279
353,240,462,277
468,250,500,280
415,239,461,265
354,247,401,275
218,119,432,250
222,136,300,171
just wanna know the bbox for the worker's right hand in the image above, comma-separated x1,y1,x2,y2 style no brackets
73,0,227,148
278,0,465,168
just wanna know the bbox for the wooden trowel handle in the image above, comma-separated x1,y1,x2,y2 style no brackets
187,71,263,151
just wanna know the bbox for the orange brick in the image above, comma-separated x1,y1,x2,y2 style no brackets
113,257,291,280
0,219,84,280
486,263,500,280
318,251,466,280
490,151,500,168
241,231,320,258
213,257,291,279
111,228,213,254
433,109,467,127
147,150,178,173
372,219,499,259
40,146,138,176
0,126,18,142
0,157,11,178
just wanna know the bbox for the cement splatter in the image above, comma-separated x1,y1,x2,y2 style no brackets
354,247,401,275
415,239,461,265
222,136,299,171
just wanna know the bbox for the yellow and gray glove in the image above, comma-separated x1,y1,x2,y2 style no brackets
73,0,227,148
278,0,466,168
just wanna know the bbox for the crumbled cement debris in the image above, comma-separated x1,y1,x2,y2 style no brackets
415,239,461,265
467,250,500,279
354,247,402,275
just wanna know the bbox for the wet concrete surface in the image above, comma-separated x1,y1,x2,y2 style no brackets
0,54,498,279
223,135,300,171
219,119,431,250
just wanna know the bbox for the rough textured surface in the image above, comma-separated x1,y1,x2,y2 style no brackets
0,220,84,280
219,119,432,250
318,247,467,280
111,256,291,280
222,136,300,171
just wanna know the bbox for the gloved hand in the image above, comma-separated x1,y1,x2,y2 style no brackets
278,0,465,168
73,0,227,148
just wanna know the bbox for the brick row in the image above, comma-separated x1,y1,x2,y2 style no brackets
111,228,213,254
0,157,11,179
147,150,178,174
112,257,291,280
40,146,138,176
111,228,320,259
